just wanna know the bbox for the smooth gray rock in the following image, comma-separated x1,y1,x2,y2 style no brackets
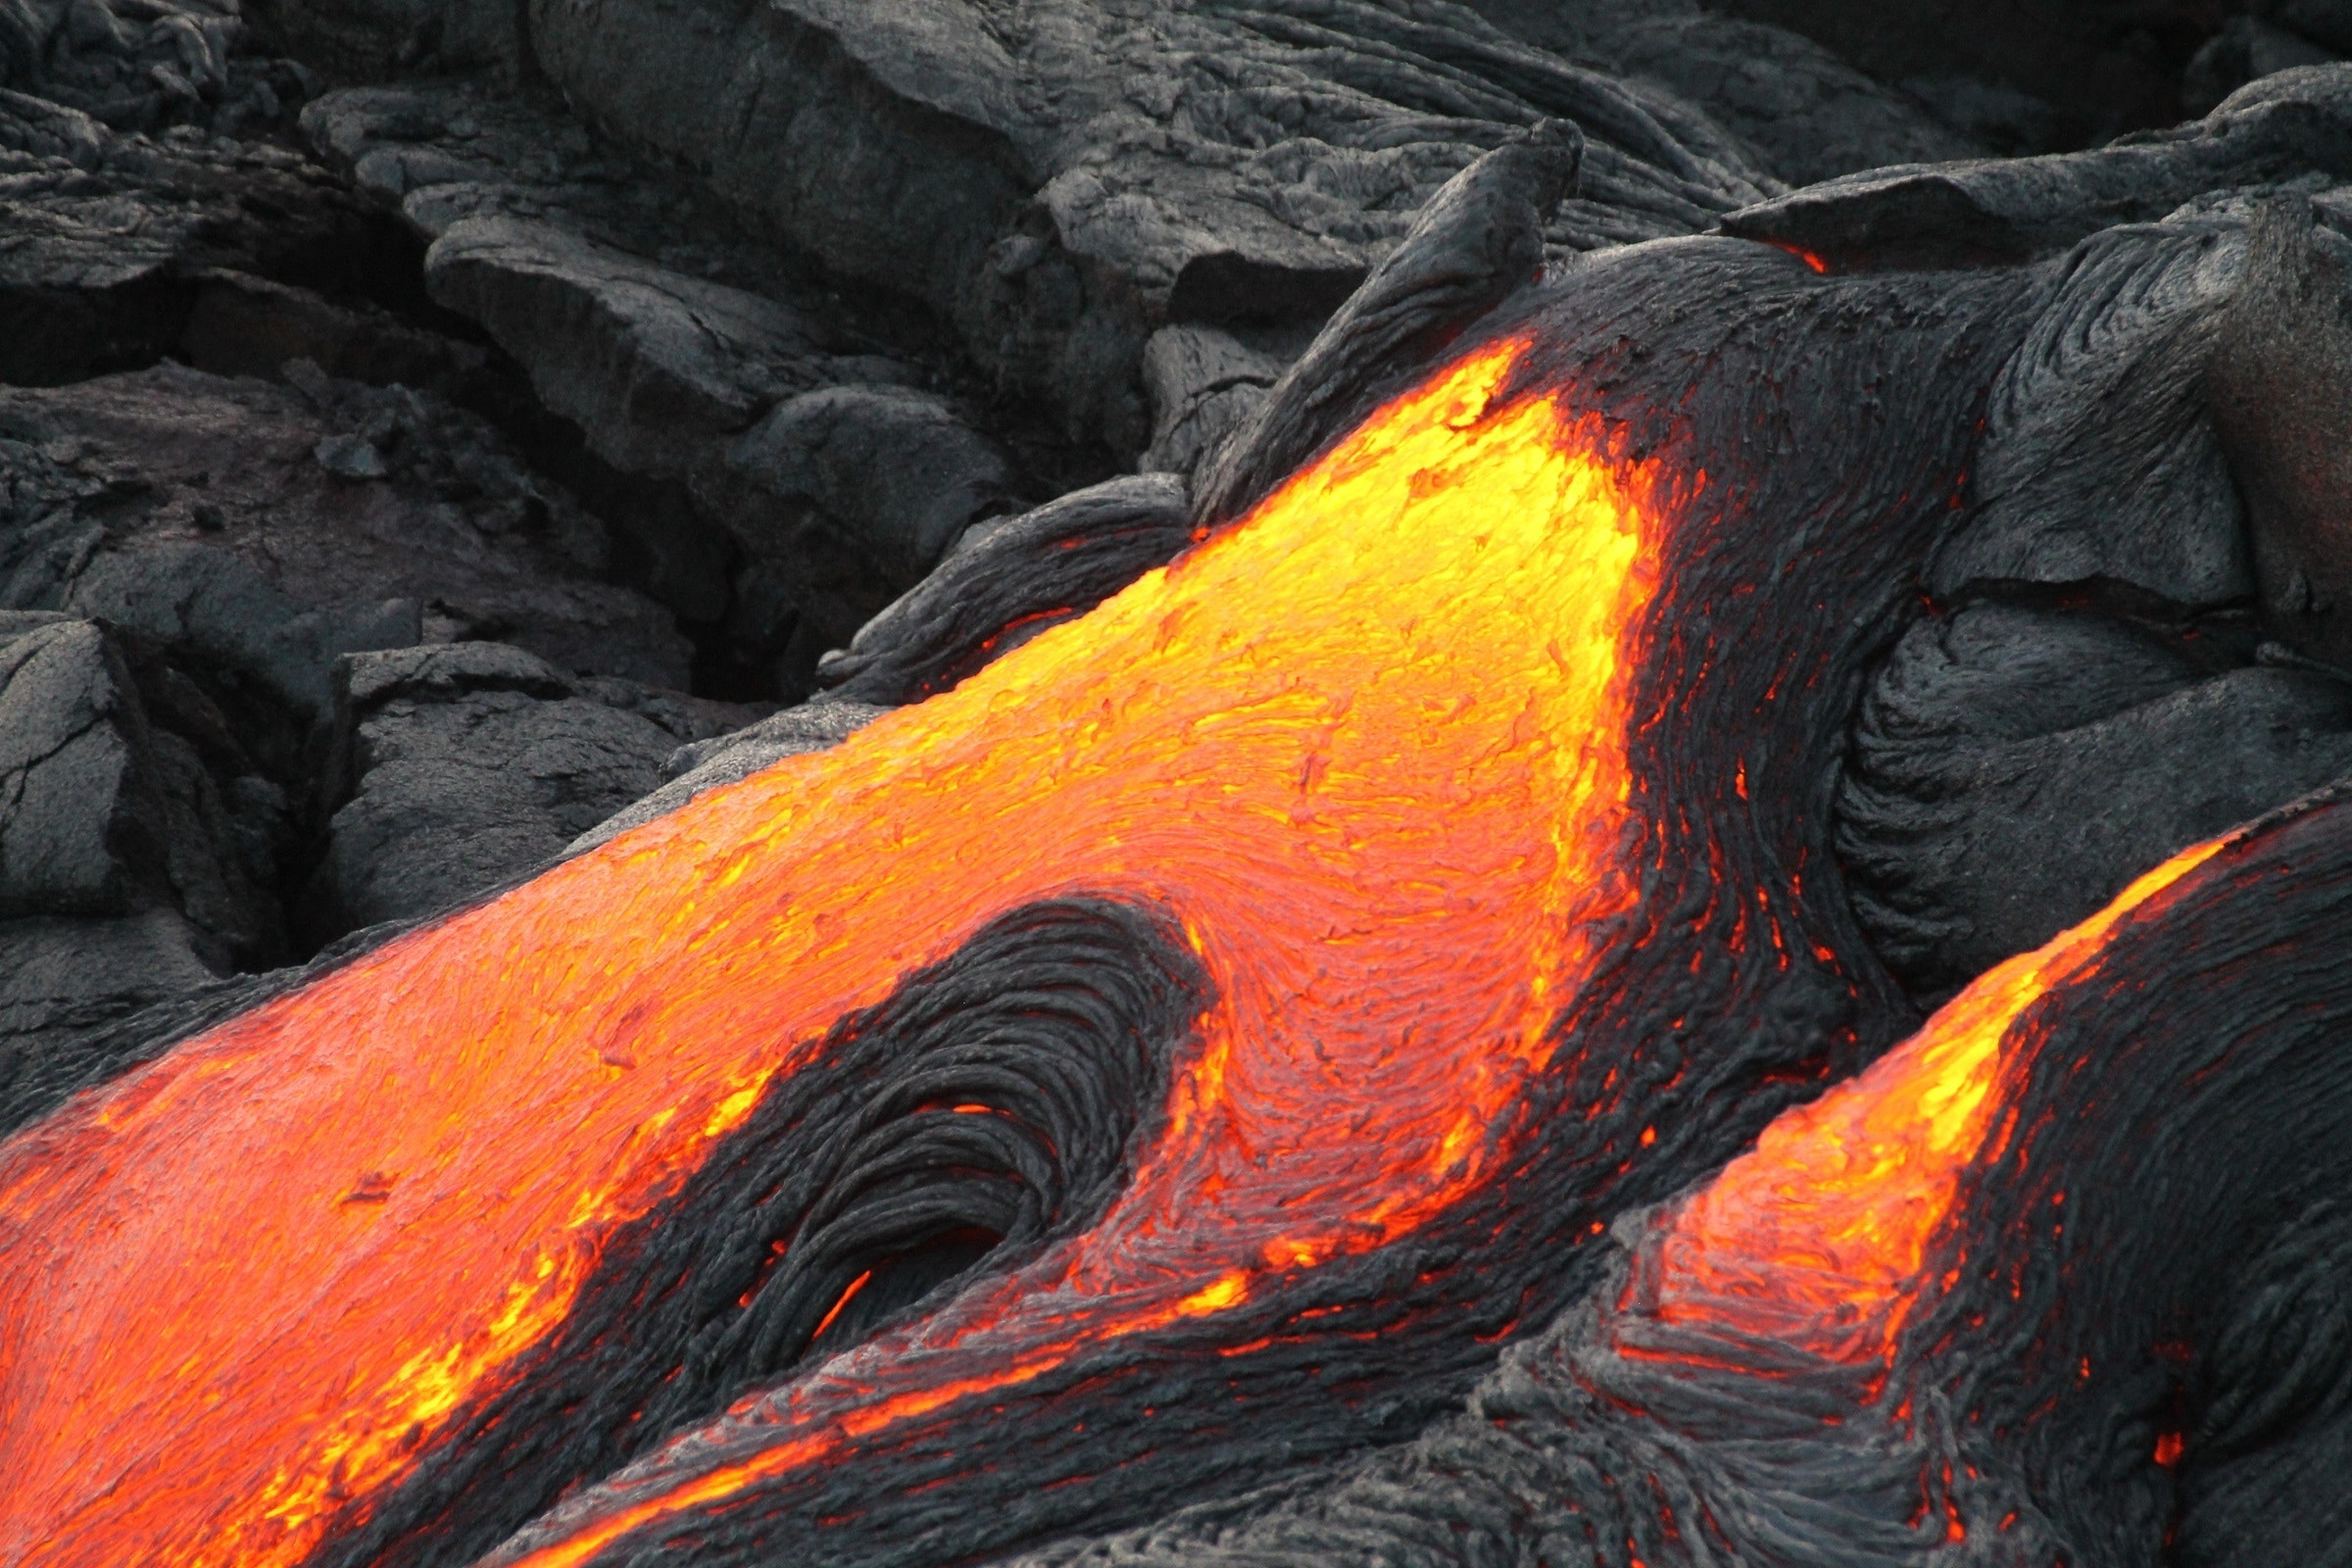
337,638,579,708
63,542,417,722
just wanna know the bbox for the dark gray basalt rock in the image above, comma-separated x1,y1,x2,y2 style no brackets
0,0,313,137
711,383,1017,592
0,610,288,1098
1136,323,1298,478
0,908,215,1107
303,640,762,940
1836,602,2352,995
573,469,1193,851
424,215,920,482
0,362,691,694
302,78,1024,693
1930,202,2260,609
2207,198,2352,669
0,95,428,386
523,0,1781,457
1722,67,2352,270
1601,14,1985,186
2185,16,2343,118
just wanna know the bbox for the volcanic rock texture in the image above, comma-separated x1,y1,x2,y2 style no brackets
7,4,2352,1568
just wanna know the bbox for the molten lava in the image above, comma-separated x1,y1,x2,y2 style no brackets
0,337,1690,1566
1648,836,2226,1365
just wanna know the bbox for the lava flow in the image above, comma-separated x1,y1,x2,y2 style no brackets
0,337,1685,1566
1647,835,2225,1366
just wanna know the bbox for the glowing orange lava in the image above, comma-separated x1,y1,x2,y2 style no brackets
0,337,1685,1567
1648,837,2227,1364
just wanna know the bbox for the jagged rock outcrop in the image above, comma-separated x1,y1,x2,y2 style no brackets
304,641,761,939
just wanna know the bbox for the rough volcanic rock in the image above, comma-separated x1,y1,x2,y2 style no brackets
713,385,1016,589
578,468,1196,851
0,362,691,694
304,641,763,938
2208,199,2352,669
1930,200,2261,609
0,92,433,386
0,610,285,1087
0,614,147,917
1701,0,2204,151
524,0,1782,458
302,79,1028,696
0,0,314,138
1838,602,2352,995
423,214,918,482
1136,323,1297,477
1721,69,2352,271
1600,15,1985,185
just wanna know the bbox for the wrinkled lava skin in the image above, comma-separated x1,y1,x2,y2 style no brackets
0,238,2049,1568
1004,793,2352,1568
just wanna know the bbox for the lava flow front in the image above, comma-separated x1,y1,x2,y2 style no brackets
0,336,1690,1567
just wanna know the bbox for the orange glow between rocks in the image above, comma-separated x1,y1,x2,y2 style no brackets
1648,837,2227,1365
0,336,1687,1567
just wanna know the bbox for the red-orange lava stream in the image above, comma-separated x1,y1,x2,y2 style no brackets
1644,838,2228,1368
0,338,1690,1567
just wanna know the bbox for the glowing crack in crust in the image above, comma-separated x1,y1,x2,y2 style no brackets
0,337,1688,1566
